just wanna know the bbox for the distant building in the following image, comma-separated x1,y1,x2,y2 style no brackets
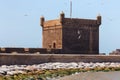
109,49,120,55
40,12,101,54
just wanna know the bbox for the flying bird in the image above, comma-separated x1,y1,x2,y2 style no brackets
24,14,28,16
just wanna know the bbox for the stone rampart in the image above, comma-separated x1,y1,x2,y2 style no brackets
0,54,120,65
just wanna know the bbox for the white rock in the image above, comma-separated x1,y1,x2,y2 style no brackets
7,71,14,75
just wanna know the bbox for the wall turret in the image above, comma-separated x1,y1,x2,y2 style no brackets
40,16,45,27
60,11,65,23
97,14,101,25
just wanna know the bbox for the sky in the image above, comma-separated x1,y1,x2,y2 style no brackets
0,0,120,54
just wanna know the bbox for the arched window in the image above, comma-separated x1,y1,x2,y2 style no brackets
48,44,52,49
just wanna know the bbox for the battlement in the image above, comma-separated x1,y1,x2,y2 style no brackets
40,12,101,28
63,18,98,26
43,19,61,27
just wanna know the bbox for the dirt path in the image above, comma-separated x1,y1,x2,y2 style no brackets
56,71,120,80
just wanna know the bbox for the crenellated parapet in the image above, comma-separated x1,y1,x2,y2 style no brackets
40,12,102,27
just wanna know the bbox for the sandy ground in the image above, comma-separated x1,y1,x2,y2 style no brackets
56,71,120,80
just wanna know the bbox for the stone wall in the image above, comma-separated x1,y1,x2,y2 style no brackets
41,19,62,49
0,54,120,65
62,18,100,54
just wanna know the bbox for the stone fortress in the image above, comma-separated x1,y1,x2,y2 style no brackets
0,12,101,54
41,12,101,54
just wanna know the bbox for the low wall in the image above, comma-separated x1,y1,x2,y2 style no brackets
0,54,120,65
0,47,62,54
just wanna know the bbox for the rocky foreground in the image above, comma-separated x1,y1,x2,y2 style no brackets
0,62,120,76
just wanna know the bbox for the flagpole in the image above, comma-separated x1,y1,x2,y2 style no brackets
70,0,72,18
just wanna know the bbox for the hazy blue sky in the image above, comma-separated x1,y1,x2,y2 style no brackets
0,0,120,54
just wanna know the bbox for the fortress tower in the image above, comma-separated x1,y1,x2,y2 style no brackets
40,12,101,54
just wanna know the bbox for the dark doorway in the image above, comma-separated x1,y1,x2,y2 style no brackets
53,42,56,49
